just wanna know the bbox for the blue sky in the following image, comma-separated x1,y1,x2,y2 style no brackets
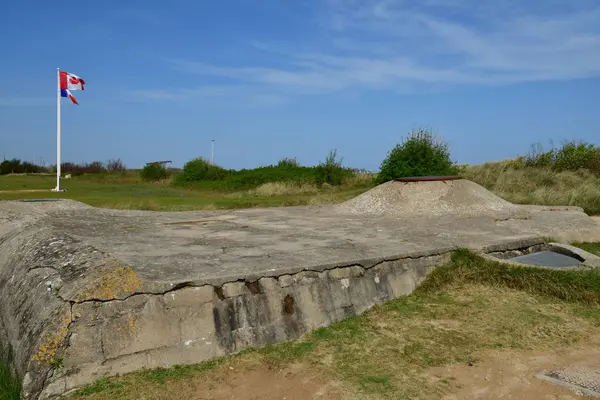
1,0,599,171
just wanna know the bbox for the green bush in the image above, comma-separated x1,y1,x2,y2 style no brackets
315,149,347,187
554,141,598,171
140,163,169,182
221,165,316,191
524,141,600,174
174,158,229,184
0,159,44,175
376,129,458,184
277,158,300,168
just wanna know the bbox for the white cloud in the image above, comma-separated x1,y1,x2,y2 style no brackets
152,0,600,100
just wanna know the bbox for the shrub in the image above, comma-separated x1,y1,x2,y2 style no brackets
140,162,169,182
58,161,107,175
553,141,597,172
0,159,44,174
524,140,600,174
106,159,127,173
277,158,300,168
221,165,316,191
376,129,458,184
175,158,229,184
1,159,22,175
314,149,347,187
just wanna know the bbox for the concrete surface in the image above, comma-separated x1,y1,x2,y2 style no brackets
2,180,600,399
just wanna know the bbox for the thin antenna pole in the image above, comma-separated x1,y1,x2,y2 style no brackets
211,139,215,165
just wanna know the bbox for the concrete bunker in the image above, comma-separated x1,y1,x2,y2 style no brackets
2,180,600,399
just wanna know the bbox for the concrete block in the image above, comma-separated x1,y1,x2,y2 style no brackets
221,281,248,298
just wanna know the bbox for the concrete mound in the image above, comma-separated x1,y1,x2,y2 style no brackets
335,179,528,218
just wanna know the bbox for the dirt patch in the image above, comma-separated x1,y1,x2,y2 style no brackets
73,362,346,400
431,344,600,399
592,216,600,224
175,364,344,400
0,189,50,193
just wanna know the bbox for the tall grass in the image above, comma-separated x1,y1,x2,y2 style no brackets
461,161,600,215
0,346,19,400
417,249,600,304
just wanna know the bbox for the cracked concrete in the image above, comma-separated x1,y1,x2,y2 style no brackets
2,181,600,399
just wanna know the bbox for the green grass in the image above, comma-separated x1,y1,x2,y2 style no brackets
572,242,600,256
0,347,19,400
68,249,600,400
0,174,370,211
416,249,600,304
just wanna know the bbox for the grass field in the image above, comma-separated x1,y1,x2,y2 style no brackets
0,173,370,211
61,249,600,400
1,161,600,215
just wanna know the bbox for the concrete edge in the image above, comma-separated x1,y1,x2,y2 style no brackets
535,372,600,398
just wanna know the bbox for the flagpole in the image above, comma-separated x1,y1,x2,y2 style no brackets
54,68,61,192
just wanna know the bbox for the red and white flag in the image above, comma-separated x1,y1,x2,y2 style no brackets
59,71,85,104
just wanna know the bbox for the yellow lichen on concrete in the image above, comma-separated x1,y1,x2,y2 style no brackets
74,262,142,302
31,317,71,364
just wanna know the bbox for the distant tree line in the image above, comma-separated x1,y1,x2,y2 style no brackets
0,158,126,175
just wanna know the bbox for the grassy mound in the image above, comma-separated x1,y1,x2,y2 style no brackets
461,162,600,215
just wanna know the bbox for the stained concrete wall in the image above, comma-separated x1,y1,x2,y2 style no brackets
0,222,465,400
44,247,453,398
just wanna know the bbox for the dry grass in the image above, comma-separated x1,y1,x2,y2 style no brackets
461,162,600,214
243,173,375,197
246,182,320,196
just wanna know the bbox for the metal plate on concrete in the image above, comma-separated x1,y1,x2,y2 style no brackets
19,199,59,203
536,367,600,397
509,251,582,268
394,176,460,182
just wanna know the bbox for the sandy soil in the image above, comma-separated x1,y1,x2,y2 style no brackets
434,344,600,400
142,363,345,400
130,345,600,400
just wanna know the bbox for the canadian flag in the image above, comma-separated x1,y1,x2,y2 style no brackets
60,71,85,105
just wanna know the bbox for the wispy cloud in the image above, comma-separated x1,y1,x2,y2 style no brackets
0,97,52,107
127,85,290,108
152,0,600,100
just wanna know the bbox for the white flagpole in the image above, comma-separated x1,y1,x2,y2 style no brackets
54,68,61,192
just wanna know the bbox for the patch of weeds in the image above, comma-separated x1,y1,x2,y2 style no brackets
0,346,20,400
310,315,365,342
416,249,600,304
74,378,124,397
139,358,225,384
50,357,64,370
572,242,600,257
258,340,317,366
402,330,474,368
142,365,193,384
574,306,600,326
359,375,394,393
